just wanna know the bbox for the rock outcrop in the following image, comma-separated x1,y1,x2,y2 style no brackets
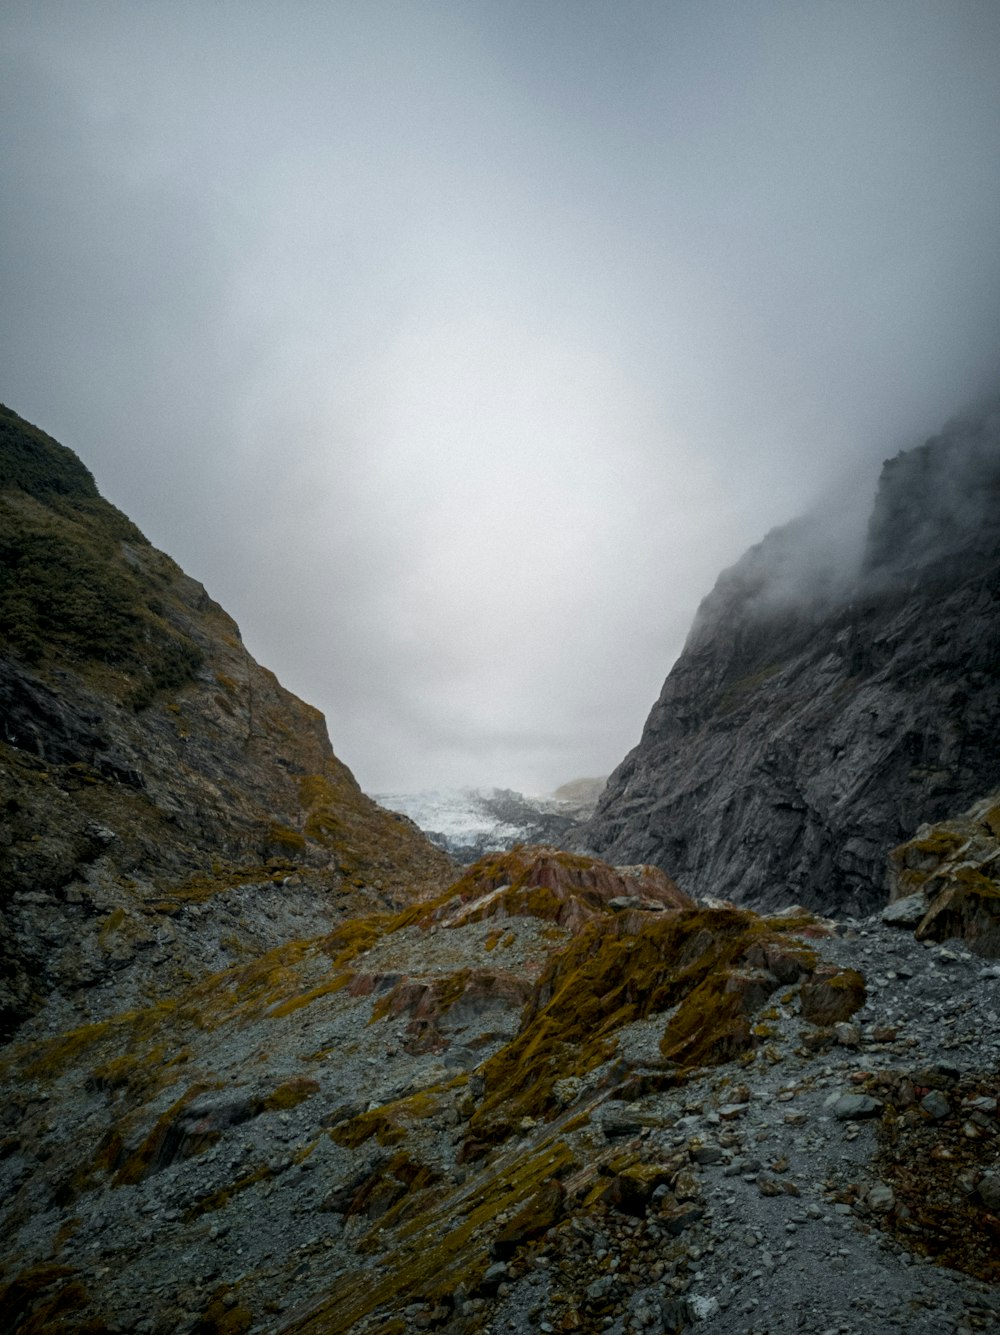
0,405,452,1036
572,405,1000,915
0,838,849,1333
884,790,1000,956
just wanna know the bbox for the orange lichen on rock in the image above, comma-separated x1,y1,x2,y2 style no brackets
914,870,1000,956
886,792,1000,958
343,1151,442,1231
283,1136,575,1334
112,1082,216,1185
424,846,694,934
329,1087,453,1149
256,1076,320,1112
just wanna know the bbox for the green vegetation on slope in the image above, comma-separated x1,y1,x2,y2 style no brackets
0,403,100,501
0,405,203,704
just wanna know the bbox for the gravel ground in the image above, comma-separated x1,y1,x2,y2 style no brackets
2,892,998,1335
482,917,1000,1335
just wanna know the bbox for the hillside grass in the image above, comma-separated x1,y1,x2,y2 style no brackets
0,407,203,706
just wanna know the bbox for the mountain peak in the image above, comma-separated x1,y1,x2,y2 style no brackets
572,404,1000,915
0,408,453,1038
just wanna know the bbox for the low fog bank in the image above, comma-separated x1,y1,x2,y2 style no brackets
864,399,1000,578
687,397,1000,643
3,2,1000,793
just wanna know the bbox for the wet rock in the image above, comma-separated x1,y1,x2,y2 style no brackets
831,1094,883,1120
913,1062,960,1089
756,1174,784,1197
867,1183,896,1212
601,1166,668,1217
657,1201,705,1236
921,1090,951,1120
584,1274,618,1313
689,1142,724,1165
976,1172,1000,1212
598,1104,646,1138
882,893,931,927
478,1262,509,1295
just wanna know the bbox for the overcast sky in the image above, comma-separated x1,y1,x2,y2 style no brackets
3,1,1000,795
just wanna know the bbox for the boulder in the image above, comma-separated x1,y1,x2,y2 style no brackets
799,966,867,1025
831,1094,883,1120
887,794,1000,957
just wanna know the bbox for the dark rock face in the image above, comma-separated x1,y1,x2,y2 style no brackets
0,406,452,1035
573,405,1000,914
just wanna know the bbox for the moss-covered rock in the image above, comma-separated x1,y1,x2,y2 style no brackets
888,791,1000,957
798,965,866,1026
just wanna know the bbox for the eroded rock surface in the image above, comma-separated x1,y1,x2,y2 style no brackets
0,405,453,1036
571,406,1000,916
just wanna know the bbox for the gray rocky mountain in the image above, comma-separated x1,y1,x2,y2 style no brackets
4,404,1000,1335
571,405,1000,915
0,405,453,1038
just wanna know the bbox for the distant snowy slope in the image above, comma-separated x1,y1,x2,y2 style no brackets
374,782,604,863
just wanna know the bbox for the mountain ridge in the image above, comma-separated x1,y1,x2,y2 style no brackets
374,781,605,863
0,405,453,1036
571,404,1000,914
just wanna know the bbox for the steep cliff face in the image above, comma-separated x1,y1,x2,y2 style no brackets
573,405,1000,914
0,406,452,1036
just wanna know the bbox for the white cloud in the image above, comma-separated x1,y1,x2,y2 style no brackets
2,0,1000,791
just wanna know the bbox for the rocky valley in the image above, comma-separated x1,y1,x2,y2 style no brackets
2,404,1000,1335
373,784,605,866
